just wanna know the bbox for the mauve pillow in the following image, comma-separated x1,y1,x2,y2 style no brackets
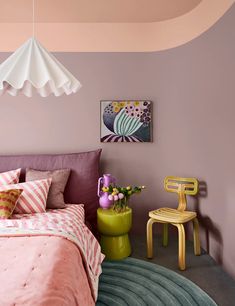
26,168,71,209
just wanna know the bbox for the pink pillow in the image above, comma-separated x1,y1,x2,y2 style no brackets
0,169,21,185
0,179,52,214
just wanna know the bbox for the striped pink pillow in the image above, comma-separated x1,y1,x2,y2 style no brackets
0,169,21,185
0,179,52,214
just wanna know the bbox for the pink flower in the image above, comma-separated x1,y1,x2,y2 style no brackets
108,195,114,201
114,195,119,201
118,193,124,199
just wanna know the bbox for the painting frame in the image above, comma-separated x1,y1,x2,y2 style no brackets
100,100,153,143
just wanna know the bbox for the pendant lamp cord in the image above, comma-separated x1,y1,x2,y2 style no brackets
33,0,35,37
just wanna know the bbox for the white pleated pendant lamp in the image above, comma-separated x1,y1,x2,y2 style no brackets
0,1,81,98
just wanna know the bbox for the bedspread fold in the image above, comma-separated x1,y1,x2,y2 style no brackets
0,204,104,303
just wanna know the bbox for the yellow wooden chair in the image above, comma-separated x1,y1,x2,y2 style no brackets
146,176,201,270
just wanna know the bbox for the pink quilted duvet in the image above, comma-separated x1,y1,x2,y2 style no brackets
0,205,104,306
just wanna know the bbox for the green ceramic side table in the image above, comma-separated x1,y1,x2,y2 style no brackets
97,207,132,260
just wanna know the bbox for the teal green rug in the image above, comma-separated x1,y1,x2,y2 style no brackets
96,258,217,306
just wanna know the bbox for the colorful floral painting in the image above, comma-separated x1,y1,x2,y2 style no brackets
100,100,152,142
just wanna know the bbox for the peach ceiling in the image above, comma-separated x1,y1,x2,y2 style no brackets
0,0,234,52
0,0,201,23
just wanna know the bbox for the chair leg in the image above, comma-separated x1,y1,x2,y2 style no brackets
146,218,156,258
162,223,168,247
174,223,186,270
193,218,201,256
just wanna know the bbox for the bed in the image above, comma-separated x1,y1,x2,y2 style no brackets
0,149,104,306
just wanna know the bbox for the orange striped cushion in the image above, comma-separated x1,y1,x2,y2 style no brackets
0,189,23,219
0,179,52,214
0,169,21,185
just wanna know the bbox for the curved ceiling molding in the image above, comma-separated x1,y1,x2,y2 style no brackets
0,0,202,23
0,0,234,52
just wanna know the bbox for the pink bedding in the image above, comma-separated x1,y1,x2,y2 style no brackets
0,205,104,306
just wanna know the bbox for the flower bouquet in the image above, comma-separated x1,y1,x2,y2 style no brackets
102,185,146,212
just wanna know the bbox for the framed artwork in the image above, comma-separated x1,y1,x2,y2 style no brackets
100,100,152,142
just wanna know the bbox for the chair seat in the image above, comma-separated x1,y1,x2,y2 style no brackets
149,207,197,224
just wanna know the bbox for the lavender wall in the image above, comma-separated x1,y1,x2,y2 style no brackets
0,5,235,277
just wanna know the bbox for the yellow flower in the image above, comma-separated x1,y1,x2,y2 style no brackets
112,102,118,107
113,188,118,193
102,187,109,192
112,192,117,196
119,101,126,108
134,101,140,107
126,186,131,190
114,106,120,113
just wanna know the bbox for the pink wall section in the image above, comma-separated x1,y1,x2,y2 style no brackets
0,5,235,278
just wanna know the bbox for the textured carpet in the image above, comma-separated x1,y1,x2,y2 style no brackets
96,258,217,306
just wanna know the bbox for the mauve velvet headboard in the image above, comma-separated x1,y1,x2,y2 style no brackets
0,149,101,229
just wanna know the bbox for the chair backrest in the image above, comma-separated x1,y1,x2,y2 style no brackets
164,176,199,211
